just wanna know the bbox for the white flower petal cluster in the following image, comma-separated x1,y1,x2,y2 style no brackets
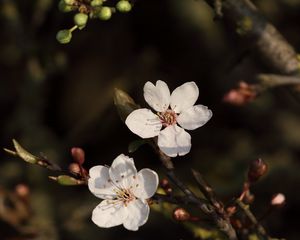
88,154,159,231
125,80,212,157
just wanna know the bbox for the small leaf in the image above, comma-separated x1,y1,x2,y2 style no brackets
12,139,39,164
128,139,147,153
49,175,82,186
113,88,139,122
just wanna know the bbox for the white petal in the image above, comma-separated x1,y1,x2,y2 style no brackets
144,80,170,112
123,199,150,231
92,200,128,228
157,125,191,157
132,169,159,200
177,105,212,130
109,154,138,189
170,82,199,113
88,166,116,199
125,108,162,138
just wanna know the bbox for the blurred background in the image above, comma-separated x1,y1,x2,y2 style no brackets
1,0,300,239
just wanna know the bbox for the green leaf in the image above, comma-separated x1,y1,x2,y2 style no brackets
113,88,139,122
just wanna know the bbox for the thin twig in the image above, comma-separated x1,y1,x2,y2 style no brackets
236,199,269,239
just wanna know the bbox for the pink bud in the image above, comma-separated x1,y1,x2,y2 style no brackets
71,147,85,165
271,193,286,207
223,81,257,106
173,208,191,221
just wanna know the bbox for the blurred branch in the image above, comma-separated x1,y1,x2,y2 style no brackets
204,0,299,75
257,74,300,88
236,199,269,239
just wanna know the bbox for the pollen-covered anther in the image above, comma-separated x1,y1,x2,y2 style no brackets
158,110,177,127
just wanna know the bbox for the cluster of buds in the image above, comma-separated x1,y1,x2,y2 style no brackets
223,81,258,106
49,147,89,186
56,0,133,44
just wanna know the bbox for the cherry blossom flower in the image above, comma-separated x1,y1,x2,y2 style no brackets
125,80,212,157
88,154,159,231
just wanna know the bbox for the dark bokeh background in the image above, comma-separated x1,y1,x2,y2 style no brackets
1,0,300,239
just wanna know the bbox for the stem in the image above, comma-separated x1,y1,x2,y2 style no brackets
204,0,299,75
236,199,269,239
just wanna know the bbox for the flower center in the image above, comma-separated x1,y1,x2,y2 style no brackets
115,188,135,206
158,110,177,127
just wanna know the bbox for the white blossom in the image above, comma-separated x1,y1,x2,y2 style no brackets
125,80,212,157
88,154,159,231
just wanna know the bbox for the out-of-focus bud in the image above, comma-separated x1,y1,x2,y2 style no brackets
64,0,75,5
15,184,30,199
113,88,139,122
74,13,88,28
271,193,286,207
223,81,257,106
116,0,132,13
247,158,268,183
160,178,172,194
58,0,73,12
244,191,255,204
71,147,85,165
173,208,191,221
98,7,112,20
49,175,83,186
69,163,81,175
226,206,237,216
91,0,103,7
56,30,72,44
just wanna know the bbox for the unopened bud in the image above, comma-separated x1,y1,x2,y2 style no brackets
248,158,268,183
64,0,75,5
173,208,191,221
15,184,30,198
58,0,73,12
99,7,112,20
69,163,81,175
74,13,88,28
271,193,286,207
71,147,85,165
116,1,132,13
91,0,103,7
56,30,72,44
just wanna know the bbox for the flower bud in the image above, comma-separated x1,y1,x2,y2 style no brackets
91,0,103,7
56,30,72,44
15,184,30,199
116,1,132,13
74,13,88,28
69,163,81,175
271,193,286,207
64,0,75,5
173,208,190,221
99,7,112,20
58,0,73,12
247,158,268,183
71,147,85,165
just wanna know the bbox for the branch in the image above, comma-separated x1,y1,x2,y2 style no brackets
204,0,299,75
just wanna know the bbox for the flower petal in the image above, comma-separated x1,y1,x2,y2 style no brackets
125,108,162,138
88,166,116,199
132,169,159,200
123,199,150,231
109,154,138,189
177,104,212,130
144,80,170,112
170,82,199,113
157,125,191,157
92,200,128,228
